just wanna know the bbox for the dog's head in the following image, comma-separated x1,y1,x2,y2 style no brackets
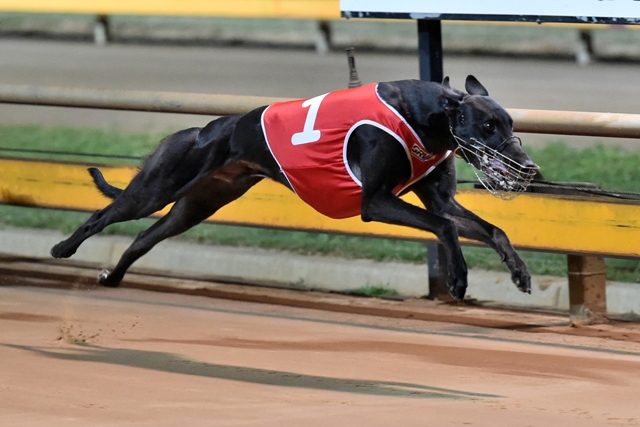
444,75,539,198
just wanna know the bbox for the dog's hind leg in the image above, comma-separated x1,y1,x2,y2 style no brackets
50,185,176,260
98,172,261,287
51,116,240,260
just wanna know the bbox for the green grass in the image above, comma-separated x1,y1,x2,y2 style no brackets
528,142,640,192
344,286,400,298
1,124,639,283
0,124,162,164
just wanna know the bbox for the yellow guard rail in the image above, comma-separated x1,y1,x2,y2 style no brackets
1,157,639,259
0,0,341,19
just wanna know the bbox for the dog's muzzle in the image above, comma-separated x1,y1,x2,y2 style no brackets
454,135,539,200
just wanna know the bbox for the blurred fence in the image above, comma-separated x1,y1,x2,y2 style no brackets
1,1,638,60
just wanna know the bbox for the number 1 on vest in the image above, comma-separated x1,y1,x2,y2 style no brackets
291,93,328,145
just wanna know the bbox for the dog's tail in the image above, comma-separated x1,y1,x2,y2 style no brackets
88,167,123,200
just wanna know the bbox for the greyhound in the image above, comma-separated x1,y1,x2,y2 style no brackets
51,75,538,301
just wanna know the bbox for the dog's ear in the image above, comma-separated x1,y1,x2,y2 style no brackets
443,93,460,113
442,76,451,88
465,75,489,96
441,88,463,127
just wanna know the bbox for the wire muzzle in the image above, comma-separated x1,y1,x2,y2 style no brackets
453,134,539,200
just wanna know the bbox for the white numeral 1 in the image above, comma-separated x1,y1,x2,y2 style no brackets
291,93,327,145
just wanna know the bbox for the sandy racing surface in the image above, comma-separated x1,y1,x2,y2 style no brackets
1,285,640,426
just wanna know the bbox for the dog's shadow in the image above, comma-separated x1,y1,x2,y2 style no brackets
5,343,500,400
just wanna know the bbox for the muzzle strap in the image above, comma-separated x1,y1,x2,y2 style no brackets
494,135,522,153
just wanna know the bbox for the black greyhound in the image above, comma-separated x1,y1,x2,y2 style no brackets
51,76,538,301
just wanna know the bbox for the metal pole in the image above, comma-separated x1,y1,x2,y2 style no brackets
418,19,443,83
426,242,452,301
418,19,451,301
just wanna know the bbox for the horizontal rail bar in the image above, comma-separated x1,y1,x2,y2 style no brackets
510,109,640,139
1,158,639,258
0,85,287,117
2,85,640,139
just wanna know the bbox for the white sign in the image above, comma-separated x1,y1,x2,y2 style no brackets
340,0,640,23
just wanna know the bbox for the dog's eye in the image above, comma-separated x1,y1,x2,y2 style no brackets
483,122,495,132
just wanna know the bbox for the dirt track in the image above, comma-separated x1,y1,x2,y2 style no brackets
1,284,640,426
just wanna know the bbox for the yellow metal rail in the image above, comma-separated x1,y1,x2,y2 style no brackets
1,0,637,29
2,157,639,258
0,0,341,19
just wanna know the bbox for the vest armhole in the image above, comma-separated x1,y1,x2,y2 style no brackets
343,119,414,188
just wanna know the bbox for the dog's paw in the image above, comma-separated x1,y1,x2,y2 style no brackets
50,242,75,259
447,276,468,302
505,255,532,294
511,267,532,294
446,260,468,302
97,269,110,284
97,269,120,288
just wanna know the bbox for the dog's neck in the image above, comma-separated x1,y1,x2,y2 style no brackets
378,80,459,154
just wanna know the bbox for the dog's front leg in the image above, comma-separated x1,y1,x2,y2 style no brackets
351,126,468,300
440,200,531,294
361,191,468,300
411,164,531,294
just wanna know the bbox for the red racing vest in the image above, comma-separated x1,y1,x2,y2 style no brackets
261,83,452,219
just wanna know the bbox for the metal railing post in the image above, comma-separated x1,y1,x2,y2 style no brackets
418,18,449,300
568,255,607,323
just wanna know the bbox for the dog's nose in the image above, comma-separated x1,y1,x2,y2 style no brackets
522,159,538,169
